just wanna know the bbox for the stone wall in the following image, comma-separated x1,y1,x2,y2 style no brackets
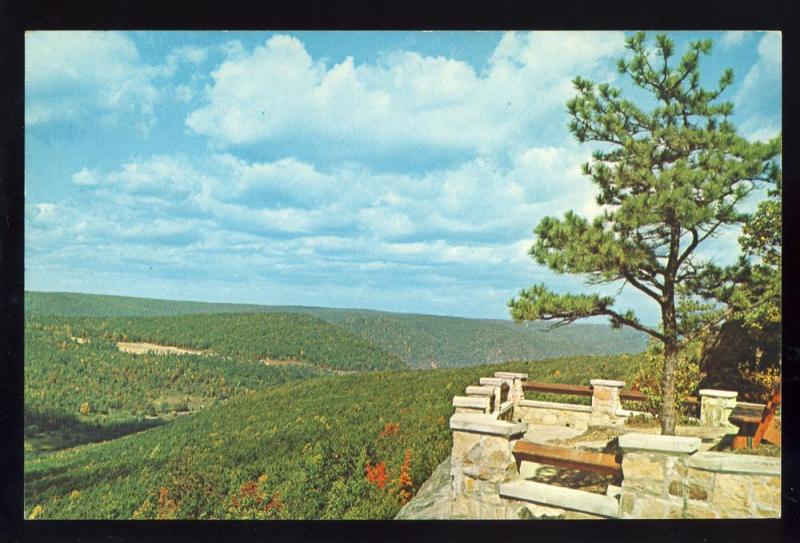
684,452,780,518
517,378,636,428
516,400,591,431
444,374,779,519
619,433,780,519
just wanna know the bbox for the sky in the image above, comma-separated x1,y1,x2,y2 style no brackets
24,31,781,323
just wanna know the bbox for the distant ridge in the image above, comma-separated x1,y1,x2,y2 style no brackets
25,291,648,368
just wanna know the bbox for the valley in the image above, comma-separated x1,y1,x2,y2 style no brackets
23,290,648,520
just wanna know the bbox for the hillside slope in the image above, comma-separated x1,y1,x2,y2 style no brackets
57,312,407,372
26,291,648,368
25,291,270,317
310,311,647,368
25,312,405,455
24,354,645,520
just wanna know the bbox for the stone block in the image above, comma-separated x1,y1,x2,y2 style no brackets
619,433,701,454
686,502,717,519
754,505,780,518
591,379,625,388
518,399,592,413
699,389,737,399
751,477,780,510
524,503,565,519
541,412,558,425
623,453,665,481
623,477,665,497
494,371,528,380
593,387,612,401
454,406,487,415
687,483,709,501
451,430,481,464
500,481,619,518
499,480,620,518
688,452,780,476
635,497,669,519
668,504,684,519
464,477,475,493
711,473,751,517
481,435,515,466
668,480,683,498
449,413,527,437
688,467,715,487
699,391,737,427
620,493,635,516
465,385,495,397
453,396,491,411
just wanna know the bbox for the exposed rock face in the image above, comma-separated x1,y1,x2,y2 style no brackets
700,320,780,402
395,458,454,520
701,321,756,389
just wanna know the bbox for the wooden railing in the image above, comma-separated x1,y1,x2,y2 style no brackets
521,382,592,397
522,381,700,407
512,440,622,477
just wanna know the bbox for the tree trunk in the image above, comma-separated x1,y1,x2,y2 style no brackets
660,221,681,436
660,338,678,435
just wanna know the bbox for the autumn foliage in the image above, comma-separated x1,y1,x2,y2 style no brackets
396,448,413,504
365,461,389,489
379,422,400,437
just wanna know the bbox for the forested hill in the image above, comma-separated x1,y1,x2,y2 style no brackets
25,291,648,367
25,354,645,520
307,311,647,368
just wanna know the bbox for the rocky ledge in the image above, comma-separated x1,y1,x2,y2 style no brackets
395,458,454,519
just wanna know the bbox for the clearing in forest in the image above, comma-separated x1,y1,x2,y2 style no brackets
117,341,209,356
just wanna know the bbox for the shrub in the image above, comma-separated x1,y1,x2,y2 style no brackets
395,448,413,505
738,361,781,403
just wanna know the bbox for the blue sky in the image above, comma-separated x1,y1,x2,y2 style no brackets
25,31,781,323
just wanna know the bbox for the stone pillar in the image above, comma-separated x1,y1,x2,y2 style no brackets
699,389,738,427
449,413,530,519
590,379,625,426
478,377,508,415
618,433,701,519
494,372,528,414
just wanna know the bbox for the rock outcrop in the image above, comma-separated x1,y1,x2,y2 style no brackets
394,458,454,520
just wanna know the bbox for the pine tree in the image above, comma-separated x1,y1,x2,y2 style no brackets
509,32,781,435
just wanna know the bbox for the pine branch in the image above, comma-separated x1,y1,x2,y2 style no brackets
621,268,664,303
601,307,666,341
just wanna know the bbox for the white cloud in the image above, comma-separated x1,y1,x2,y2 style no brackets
734,32,781,141
721,31,747,48
64,142,601,253
72,168,101,185
40,141,607,309
25,31,161,128
175,84,196,103
185,31,626,154
33,203,57,222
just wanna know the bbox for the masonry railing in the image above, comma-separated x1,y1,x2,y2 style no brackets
447,371,779,519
